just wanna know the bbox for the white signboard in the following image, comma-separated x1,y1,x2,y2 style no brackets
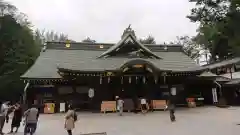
88,88,94,98
171,87,176,96
212,88,218,103
60,103,65,112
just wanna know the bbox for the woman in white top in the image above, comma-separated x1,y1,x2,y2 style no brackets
0,101,10,135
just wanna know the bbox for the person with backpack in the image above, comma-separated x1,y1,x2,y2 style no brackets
64,105,77,135
23,104,40,135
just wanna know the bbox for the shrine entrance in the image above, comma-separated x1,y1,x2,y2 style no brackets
120,68,155,99
120,59,158,98
116,60,159,111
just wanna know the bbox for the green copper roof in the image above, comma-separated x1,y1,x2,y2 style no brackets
21,43,199,79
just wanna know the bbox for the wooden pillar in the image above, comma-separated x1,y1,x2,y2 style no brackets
229,66,233,79
23,81,30,105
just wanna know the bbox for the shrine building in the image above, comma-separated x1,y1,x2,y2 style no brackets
21,27,240,112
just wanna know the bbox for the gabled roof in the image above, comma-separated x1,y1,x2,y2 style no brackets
225,79,240,85
21,27,202,79
97,33,161,59
221,71,240,79
21,43,199,79
203,57,240,70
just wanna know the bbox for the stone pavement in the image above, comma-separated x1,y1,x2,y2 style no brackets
2,106,240,135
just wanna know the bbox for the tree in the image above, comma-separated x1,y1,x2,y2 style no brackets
173,36,204,59
0,1,40,100
139,35,156,44
82,37,96,43
34,29,72,44
0,0,16,16
44,30,68,42
188,0,240,61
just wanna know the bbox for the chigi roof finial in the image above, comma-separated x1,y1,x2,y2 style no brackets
127,24,131,29
121,24,136,39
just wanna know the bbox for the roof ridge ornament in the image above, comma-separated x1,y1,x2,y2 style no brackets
65,40,71,48
121,24,136,39
97,26,162,59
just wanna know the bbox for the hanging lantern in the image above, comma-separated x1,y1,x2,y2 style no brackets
154,76,158,84
163,76,166,84
171,87,176,96
136,76,138,83
100,76,102,84
129,76,132,83
108,76,111,83
88,88,95,98
143,76,146,84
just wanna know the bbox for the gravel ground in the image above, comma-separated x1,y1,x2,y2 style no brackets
2,106,240,135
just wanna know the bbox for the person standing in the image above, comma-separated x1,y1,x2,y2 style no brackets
167,100,176,122
64,105,77,135
9,103,23,133
168,87,176,122
115,96,119,112
140,98,148,114
0,102,5,135
23,104,39,135
0,101,10,135
117,97,124,116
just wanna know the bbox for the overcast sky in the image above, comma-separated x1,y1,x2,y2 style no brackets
7,0,198,43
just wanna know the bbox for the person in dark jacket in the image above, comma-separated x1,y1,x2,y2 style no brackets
167,100,176,122
9,103,23,133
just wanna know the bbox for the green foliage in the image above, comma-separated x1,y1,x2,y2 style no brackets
188,0,240,61
173,36,201,59
0,0,17,16
0,1,40,100
139,35,156,44
34,29,71,43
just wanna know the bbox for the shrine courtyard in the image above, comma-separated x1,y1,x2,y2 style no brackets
3,106,240,135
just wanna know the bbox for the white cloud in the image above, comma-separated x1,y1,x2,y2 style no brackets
6,0,198,43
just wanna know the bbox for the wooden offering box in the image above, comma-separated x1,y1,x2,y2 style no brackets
152,100,167,110
101,101,116,113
